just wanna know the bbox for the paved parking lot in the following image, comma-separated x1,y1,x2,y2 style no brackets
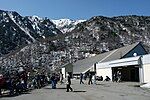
1,80,150,100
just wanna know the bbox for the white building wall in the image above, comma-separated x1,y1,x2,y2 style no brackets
96,56,140,82
96,68,112,80
143,64,150,83
142,54,150,64
61,68,66,79
142,54,150,83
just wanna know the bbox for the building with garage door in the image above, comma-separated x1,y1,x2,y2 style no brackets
61,42,149,83
71,42,148,83
96,54,150,83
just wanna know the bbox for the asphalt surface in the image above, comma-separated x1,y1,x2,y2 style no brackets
1,80,150,100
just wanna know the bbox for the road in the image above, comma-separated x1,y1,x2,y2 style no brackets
1,80,150,100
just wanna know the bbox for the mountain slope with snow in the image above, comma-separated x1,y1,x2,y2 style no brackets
1,14,150,73
51,19,86,33
70,15,150,52
0,10,62,56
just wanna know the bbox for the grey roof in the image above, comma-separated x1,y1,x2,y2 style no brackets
73,42,140,74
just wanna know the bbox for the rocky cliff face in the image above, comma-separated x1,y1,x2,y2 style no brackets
69,15,150,52
0,10,62,56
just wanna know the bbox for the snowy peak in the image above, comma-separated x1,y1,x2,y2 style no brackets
51,19,86,33
52,19,85,27
0,10,62,56
26,16,60,35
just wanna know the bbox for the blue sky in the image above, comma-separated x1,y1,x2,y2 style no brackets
0,0,150,20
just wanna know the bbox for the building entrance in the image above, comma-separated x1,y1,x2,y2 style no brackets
112,66,139,82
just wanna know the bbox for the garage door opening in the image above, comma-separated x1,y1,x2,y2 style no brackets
112,66,139,82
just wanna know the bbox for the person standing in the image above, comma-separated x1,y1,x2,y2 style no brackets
93,73,96,84
88,73,93,85
80,73,84,84
66,73,73,92
113,73,117,82
83,73,87,80
51,73,56,89
60,72,63,84
117,71,121,82
36,73,41,89
0,74,5,95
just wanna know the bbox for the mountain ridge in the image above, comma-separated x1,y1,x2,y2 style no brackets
0,9,62,56
51,18,86,33
1,9,150,73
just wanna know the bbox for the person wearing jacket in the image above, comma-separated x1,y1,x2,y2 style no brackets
66,73,73,92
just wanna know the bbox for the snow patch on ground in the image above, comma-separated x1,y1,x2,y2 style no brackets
140,83,150,88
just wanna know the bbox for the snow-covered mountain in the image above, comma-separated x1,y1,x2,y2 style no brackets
0,10,62,56
51,19,86,33
1,13,150,74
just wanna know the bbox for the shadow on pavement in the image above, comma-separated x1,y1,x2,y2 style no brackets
96,83,105,85
0,92,31,98
44,87,66,89
44,87,86,92
73,90,86,92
